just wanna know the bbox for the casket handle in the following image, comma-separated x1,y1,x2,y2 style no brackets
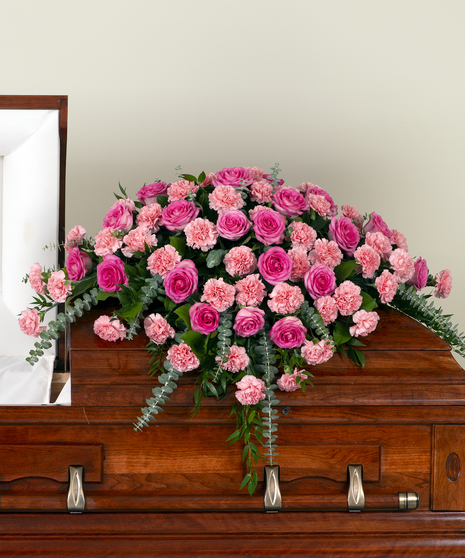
67,465,85,513
347,464,365,511
264,465,282,512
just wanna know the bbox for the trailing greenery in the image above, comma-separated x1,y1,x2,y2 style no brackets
260,384,279,466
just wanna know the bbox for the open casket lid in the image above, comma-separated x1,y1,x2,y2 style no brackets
0,96,67,403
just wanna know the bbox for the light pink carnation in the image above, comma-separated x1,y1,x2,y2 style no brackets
144,313,175,344
354,244,381,279
309,239,343,270
375,270,398,303
277,368,308,392
365,232,392,261
307,194,332,219
166,343,200,372
363,212,392,241
389,249,415,283
288,247,312,282
249,180,274,204
136,202,162,232
147,245,181,278
201,173,216,186
209,184,244,211
391,229,408,251
218,345,250,373
224,246,257,277
235,375,266,405
18,308,45,338
244,167,264,181
167,180,199,202
29,262,45,294
184,218,218,252
47,270,72,303
235,274,266,307
289,221,317,251
434,269,452,299
333,281,363,316
342,205,364,229
65,225,86,254
121,227,157,257
314,296,338,325
93,315,126,342
350,310,380,338
301,339,334,365
94,227,123,257
305,184,338,217
201,278,236,312
268,282,305,315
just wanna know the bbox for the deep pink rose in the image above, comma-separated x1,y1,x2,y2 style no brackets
136,182,168,205
257,247,293,285
269,316,307,348
252,208,287,245
272,188,309,218
304,263,337,300
233,307,265,337
160,200,200,232
216,210,252,240
163,259,199,303
406,257,428,291
363,212,392,240
328,216,360,257
66,247,92,282
212,167,253,188
102,199,134,230
96,255,129,292
189,302,220,335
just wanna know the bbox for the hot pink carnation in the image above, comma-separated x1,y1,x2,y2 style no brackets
365,232,392,261
166,343,200,372
269,316,307,349
268,283,305,315
47,270,72,302
94,227,123,257
93,315,126,342
209,184,244,211
288,247,312,282
224,246,257,277
19,308,45,338
407,257,428,291
96,255,129,293
136,202,162,232
277,368,308,392
375,270,398,303
389,249,415,283
252,208,287,245
218,345,250,373
235,274,266,307
29,262,45,294
189,303,220,335
354,244,381,279
201,278,236,312
167,180,199,202
234,307,265,337
304,264,337,300
289,221,317,251
144,313,175,344
147,245,182,278
257,247,293,285
163,259,198,303
301,339,334,365
213,167,253,188
184,218,218,251
333,281,363,316
160,200,200,232
314,296,338,325
216,210,252,241
121,227,157,258
249,180,274,203
235,375,266,406
350,310,380,338
273,188,309,218
329,216,360,257
102,198,134,231
66,248,92,282
309,239,343,270
136,182,168,205
434,269,452,299
65,225,86,254
391,229,408,251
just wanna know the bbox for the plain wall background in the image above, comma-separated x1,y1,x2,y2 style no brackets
2,0,465,365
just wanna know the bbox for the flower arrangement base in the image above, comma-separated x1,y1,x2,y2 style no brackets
2,304,465,556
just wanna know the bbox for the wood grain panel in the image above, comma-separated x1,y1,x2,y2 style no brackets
433,425,465,511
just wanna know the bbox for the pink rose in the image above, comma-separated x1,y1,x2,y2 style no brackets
166,343,200,372
102,199,134,230
235,375,266,405
29,262,45,294
93,315,126,342
272,188,309,218
218,345,250,373
329,216,360,257
201,278,235,312
136,182,168,205
216,210,252,241
304,264,337,300
349,310,380,338
163,259,199,303
201,172,216,186
189,302,220,335
18,308,45,338
233,307,265,337
363,212,392,240
301,339,334,365
406,257,428,291
47,270,72,302
269,316,307,349
257,247,293,285
96,255,129,293
160,200,200,232
224,246,257,277
144,313,175,344
252,208,287,245
277,368,308,392
333,281,363,316
434,269,452,299
212,167,253,188
375,270,398,303
66,248,92,282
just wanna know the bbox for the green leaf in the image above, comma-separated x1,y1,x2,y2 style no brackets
247,480,256,496
174,305,191,328
179,330,205,358
334,260,357,283
180,173,198,183
206,249,227,269
198,171,206,184
240,473,251,490
157,195,168,207
360,290,378,312
333,321,352,345
164,297,177,311
119,303,143,323
169,236,186,257
96,291,118,302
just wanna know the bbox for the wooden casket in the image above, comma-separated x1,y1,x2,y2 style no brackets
2,304,465,556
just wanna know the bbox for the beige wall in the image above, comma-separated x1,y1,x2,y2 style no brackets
2,0,465,365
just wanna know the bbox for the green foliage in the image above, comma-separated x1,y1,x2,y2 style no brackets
260,385,280,466
169,236,186,257
334,260,357,283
